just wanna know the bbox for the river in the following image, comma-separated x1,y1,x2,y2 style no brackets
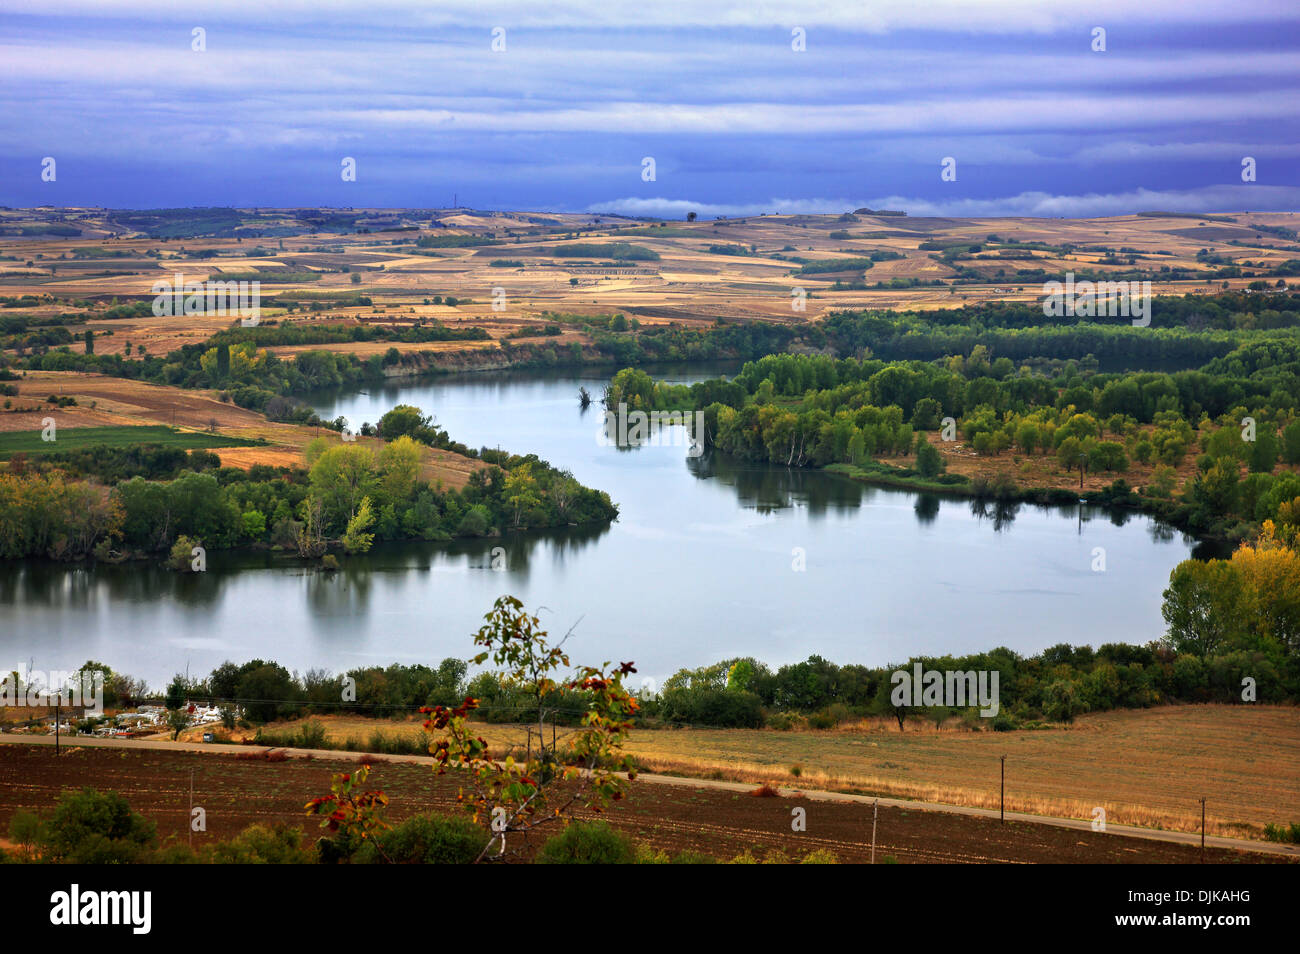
0,364,1206,689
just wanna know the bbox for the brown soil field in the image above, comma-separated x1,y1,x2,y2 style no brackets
0,742,1284,863
194,704,1300,841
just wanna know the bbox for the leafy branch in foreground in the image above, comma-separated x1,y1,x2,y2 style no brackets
305,763,392,863
421,595,638,862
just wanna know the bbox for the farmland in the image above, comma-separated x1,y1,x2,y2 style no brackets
188,704,1300,841
0,741,1286,864
0,425,261,457
3,207,1298,362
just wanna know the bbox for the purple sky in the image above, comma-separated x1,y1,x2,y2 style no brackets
1,0,1298,217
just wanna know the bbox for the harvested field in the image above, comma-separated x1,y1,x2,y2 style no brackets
0,742,1285,863
211,705,1300,841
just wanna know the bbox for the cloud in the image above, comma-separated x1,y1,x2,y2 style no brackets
589,185,1300,219
6,0,1297,32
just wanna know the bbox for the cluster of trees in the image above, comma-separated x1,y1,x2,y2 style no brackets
16,337,380,412
161,657,471,723
0,405,617,562
0,472,122,560
646,626,1299,730
613,343,1300,534
1162,523,1300,659
207,320,489,349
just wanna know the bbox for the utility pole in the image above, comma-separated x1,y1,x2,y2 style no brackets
1000,755,1006,823
55,700,60,755
871,798,878,864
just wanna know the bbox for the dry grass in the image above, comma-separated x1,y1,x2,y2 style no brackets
617,704,1300,839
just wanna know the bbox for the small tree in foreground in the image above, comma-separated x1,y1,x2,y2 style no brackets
305,763,391,863
422,595,638,862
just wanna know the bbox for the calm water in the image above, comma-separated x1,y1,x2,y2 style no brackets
1,365,1207,688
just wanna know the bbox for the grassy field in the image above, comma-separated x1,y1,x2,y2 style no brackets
0,425,262,457
193,704,1300,840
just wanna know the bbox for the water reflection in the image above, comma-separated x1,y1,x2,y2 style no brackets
969,498,1020,533
914,494,941,524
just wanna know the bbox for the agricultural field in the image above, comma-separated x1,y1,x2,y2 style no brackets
187,704,1300,841
0,741,1284,864
0,369,486,487
0,425,261,457
3,207,1297,359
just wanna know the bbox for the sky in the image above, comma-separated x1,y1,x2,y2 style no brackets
1,0,1298,218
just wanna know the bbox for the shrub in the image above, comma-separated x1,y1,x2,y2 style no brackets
456,506,490,537
206,824,314,863
353,812,489,864
669,850,717,864
536,821,635,864
1263,822,1300,844
168,534,200,571
801,849,839,864
766,711,799,730
296,719,328,748
42,788,156,863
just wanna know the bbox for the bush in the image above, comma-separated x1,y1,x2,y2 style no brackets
42,788,156,863
536,821,635,864
168,534,201,571
1263,822,1300,844
657,687,764,728
206,824,314,863
353,812,489,864
801,849,840,864
456,506,491,537
295,719,328,748
669,850,717,864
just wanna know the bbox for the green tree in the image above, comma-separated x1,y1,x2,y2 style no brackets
1161,559,1249,656
914,435,944,478
309,444,376,528
503,462,540,528
167,708,190,740
378,435,420,505
341,496,376,553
